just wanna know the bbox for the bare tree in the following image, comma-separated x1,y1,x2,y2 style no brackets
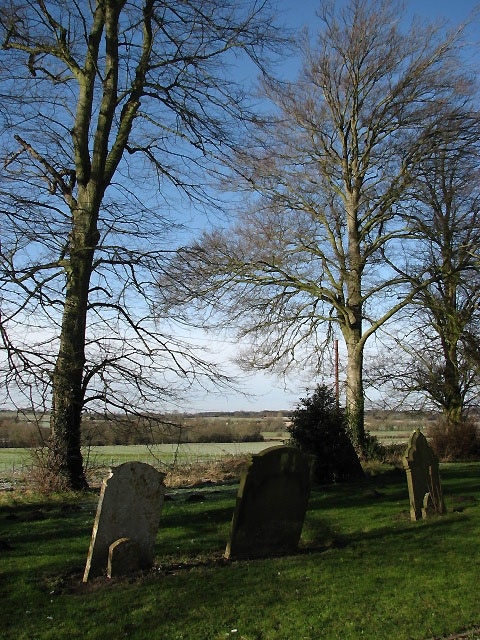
158,0,475,450
374,115,480,424
0,0,280,489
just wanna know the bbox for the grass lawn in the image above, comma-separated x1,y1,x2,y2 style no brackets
0,462,479,640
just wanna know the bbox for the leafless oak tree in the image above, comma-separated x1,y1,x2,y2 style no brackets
0,0,280,489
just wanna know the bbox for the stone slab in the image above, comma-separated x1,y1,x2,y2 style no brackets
83,461,166,581
225,445,314,559
403,429,446,521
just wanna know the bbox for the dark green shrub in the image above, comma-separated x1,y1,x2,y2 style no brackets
359,434,406,466
199,431,234,443
361,431,386,461
239,432,264,443
288,385,365,483
381,442,406,466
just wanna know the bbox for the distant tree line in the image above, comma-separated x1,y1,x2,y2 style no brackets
0,412,283,448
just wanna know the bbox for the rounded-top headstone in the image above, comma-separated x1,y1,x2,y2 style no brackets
83,461,166,581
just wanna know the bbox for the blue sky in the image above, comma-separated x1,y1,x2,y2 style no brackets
279,0,479,27
184,0,480,414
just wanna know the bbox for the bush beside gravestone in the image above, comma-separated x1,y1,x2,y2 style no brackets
426,419,480,461
288,385,364,484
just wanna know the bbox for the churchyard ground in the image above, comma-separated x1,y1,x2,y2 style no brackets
1,460,479,640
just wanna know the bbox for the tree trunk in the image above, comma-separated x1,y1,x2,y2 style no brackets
343,327,366,451
343,183,366,451
441,341,464,426
49,192,100,490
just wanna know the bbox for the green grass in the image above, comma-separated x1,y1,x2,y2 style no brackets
0,443,272,477
1,463,479,639
0,447,30,466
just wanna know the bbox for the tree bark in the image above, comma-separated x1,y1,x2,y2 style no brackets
440,339,463,426
343,169,366,448
49,1,120,489
50,187,101,490
343,315,366,450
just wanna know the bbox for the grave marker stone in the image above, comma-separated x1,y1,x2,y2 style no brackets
107,538,142,578
83,461,166,581
403,429,446,521
225,445,314,559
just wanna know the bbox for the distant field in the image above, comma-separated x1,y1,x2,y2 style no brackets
0,442,274,481
84,441,273,466
0,408,440,482
0,407,439,449
0,431,416,485
0,414,428,479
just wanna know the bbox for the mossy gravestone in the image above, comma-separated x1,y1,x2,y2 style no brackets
83,462,166,581
225,446,314,560
403,429,446,521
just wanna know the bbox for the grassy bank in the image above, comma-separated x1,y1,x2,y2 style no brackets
1,463,479,639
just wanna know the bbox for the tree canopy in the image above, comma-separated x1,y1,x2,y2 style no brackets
371,114,480,423
159,0,478,449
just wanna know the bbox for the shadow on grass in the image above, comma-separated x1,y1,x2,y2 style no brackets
440,463,480,494
2,520,90,554
307,463,479,512
0,498,94,591
1,464,478,583
306,471,408,511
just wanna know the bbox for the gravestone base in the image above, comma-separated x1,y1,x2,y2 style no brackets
422,492,434,519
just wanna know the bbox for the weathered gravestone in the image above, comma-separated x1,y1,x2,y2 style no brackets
83,461,166,581
225,446,314,560
403,429,446,521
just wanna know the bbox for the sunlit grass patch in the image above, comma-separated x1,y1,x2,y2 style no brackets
0,463,479,640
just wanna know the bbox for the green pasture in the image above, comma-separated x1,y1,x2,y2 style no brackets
0,442,272,479
0,429,411,479
1,463,479,639
82,441,271,465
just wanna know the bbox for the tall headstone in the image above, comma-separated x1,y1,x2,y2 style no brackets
225,446,314,560
83,461,166,581
403,429,446,521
